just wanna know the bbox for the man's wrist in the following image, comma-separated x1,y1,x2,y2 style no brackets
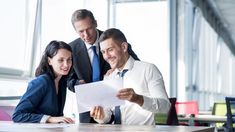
132,94,144,106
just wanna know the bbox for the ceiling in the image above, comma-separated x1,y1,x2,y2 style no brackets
191,0,235,55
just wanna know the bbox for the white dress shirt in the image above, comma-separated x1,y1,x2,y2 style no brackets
95,56,170,125
84,30,100,63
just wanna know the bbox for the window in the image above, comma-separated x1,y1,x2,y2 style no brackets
111,0,170,93
0,0,37,78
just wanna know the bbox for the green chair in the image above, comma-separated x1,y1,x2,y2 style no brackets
155,113,167,125
212,102,226,129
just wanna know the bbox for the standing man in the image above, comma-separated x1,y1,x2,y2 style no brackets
90,28,170,125
67,9,139,123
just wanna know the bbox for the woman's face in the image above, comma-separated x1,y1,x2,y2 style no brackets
48,49,72,77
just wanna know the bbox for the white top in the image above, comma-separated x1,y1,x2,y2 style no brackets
95,56,170,125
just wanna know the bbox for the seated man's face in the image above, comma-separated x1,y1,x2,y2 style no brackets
100,38,127,69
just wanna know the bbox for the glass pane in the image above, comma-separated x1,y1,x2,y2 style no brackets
114,1,169,92
0,0,27,70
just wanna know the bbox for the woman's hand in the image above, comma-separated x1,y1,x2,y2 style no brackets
47,116,75,124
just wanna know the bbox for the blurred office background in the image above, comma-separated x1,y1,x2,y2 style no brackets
1,0,235,121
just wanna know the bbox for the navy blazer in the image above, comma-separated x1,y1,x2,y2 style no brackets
12,74,67,123
67,29,139,123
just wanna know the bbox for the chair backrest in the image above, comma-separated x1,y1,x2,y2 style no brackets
155,98,179,125
225,97,235,131
166,98,179,125
175,101,199,126
0,108,11,121
175,101,199,116
212,102,226,128
0,106,15,121
0,96,19,121
212,102,227,115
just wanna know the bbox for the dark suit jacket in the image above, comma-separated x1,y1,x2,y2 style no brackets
67,29,139,123
12,74,67,123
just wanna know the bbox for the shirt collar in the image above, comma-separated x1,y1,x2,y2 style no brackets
84,30,99,50
114,56,135,74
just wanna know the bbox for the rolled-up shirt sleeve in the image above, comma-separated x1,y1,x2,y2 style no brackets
142,96,170,113
40,115,50,123
141,64,170,113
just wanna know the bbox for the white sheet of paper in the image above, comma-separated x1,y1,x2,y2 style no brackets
75,78,125,113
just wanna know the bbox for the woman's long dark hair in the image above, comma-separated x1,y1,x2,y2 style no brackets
35,40,72,79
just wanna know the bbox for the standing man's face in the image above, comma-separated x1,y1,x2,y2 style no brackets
73,17,97,44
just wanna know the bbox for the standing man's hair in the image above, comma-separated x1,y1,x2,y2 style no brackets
71,9,97,29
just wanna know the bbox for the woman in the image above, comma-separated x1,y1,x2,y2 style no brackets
12,40,74,123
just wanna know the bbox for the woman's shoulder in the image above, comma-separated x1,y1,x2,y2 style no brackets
25,74,53,94
30,74,52,85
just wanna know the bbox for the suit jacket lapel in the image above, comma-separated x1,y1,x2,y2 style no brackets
75,39,92,82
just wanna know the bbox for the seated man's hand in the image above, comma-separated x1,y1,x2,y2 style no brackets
90,106,105,120
117,88,144,106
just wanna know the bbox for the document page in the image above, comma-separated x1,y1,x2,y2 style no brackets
75,78,125,113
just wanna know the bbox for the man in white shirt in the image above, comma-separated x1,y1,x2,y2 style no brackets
90,28,170,125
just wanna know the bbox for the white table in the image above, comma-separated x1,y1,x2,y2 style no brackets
178,114,227,123
0,121,215,132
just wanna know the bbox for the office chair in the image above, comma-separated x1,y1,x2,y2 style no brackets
212,102,226,129
175,101,199,126
175,101,199,116
225,97,235,132
166,98,179,125
0,108,11,121
155,97,179,125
